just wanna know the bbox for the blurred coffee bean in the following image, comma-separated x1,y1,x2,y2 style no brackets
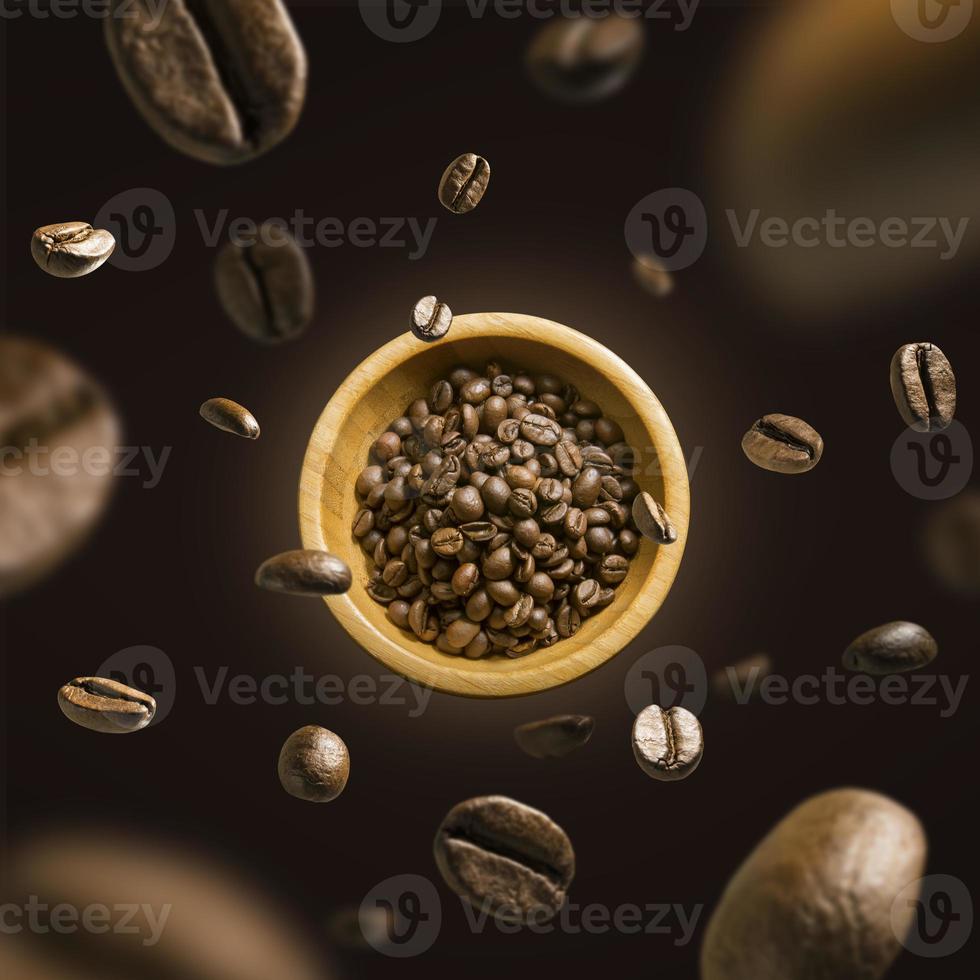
632,705,703,781
711,653,773,701
632,254,674,297
105,0,306,165
278,725,349,802
31,222,115,278
199,397,260,439
433,795,575,923
700,789,926,980
255,549,351,596
924,490,980,594
716,0,980,319
57,677,156,734
0,338,120,598
842,621,937,675
631,491,676,544
4,830,330,980
215,223,313,343
325,904,393,952
514,714,594,759
438,153,490,214
741,414,823,474
527,14,644,104
411,295,452,342
889,342,956,432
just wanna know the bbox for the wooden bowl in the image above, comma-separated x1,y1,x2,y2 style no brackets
299,313,689,697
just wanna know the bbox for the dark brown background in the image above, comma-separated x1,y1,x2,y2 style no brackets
2,1,978,976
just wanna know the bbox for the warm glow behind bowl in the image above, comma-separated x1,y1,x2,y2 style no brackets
299,312,689,697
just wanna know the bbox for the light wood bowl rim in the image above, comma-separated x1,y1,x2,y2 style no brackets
298,312,689,698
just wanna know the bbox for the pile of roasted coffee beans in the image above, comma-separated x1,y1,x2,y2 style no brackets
352,363,668,659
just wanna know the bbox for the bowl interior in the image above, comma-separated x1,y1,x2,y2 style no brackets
299,313,688,697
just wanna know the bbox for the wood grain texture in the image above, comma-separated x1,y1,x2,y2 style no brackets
299,313,689,698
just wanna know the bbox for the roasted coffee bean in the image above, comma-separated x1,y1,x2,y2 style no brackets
105,0,306,165
198,396,260,440
481,475,512,514
508,488,538,518
445,617,482,648
889,341,956,432
526,572,555,602
31,221,115,278
430,526,465,557
504,594,534,628
58,677,156,734
382,559,408,588
278,725,349,803
572,578,603,613
633,253,674,297
701,789,927,980
460,377,492,405
527,14,644,104
597,554,629,584
255,550,351,596
742,414,823,474
483,544,516,580
411,295,453,342
451,485,485,522
433,796,575,923
356,465,385,496
632,705,703,781
521,413,562,446
632,491,677,544
215,224,313,343
514,715,594,759
3,831,326,980
485,578,521,607
438,152,491,214
619,529,639,555
842,621,937,675
352,507,375,539
366,574,397,603
387,599,411,630
571,467,602,507
0,338,120,598
924,490,980,594
711,653,773,701
452,563,480,597
555,439,583,476
513,517,542,548
465,589,493,621
585,526,615,554
555,604,581,637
